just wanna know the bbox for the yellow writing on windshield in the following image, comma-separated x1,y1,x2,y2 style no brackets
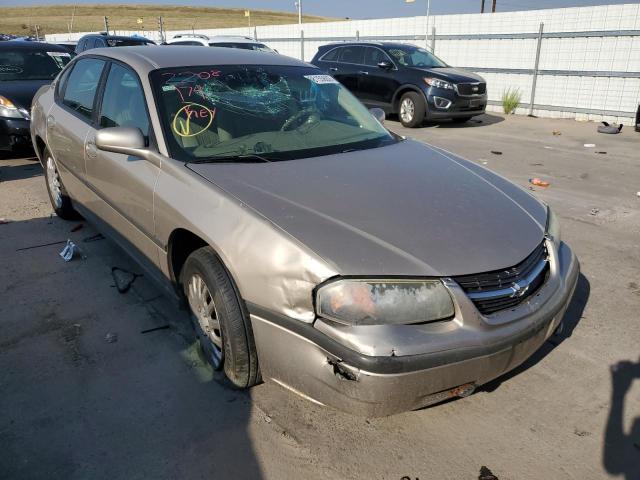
172,103,216,137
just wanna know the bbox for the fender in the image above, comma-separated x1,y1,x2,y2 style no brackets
391,83,428,112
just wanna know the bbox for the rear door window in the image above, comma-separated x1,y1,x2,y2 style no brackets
364,47,391,67
338,46,364,65
62,58,106,121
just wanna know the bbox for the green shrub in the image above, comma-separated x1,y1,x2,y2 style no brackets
502,87,522,114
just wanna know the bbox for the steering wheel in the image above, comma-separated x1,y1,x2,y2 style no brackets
281,108,321,132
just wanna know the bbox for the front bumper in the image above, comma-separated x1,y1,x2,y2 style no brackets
423,87,487,119
0,117,31,152
250,240,579,417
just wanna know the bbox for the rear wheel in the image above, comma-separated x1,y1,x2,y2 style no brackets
43,148,79,220
181,247,260,388
399,92,425,128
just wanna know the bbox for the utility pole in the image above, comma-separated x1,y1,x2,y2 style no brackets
157,16,165,43
103,16,110,35
296,0,302,27
481,0,485,13
492,0,497,12
425,0,431,51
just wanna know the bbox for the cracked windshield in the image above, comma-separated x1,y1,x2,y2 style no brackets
152,65,396,162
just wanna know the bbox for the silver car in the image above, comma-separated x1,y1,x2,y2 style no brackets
30,47,579,416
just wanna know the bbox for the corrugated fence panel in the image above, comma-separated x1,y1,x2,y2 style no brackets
45,3,640,124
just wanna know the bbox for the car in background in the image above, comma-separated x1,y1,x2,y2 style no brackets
0,41,72,153
75,34,155,53
31,46,578,417
311,42,487,127
166,34,275,52
53,41,77,54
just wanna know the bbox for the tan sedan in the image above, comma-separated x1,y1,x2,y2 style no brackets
31,47,579,416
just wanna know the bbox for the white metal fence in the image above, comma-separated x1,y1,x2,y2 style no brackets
46,3,640,125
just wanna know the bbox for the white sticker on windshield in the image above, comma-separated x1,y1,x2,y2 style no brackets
162,85,176,92
304,74,339,85
47,52,71,57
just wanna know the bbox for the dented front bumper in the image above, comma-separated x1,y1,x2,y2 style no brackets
250,241,579,417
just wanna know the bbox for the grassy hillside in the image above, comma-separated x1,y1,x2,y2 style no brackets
0,4,335,37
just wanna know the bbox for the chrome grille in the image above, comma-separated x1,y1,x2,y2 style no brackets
453,242,549,315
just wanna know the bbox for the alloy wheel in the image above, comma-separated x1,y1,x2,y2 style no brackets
400,98,415,124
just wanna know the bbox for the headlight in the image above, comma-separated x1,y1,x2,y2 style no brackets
0,95,28,119
424,78,454,90
546,207,561,246
316,279,455,326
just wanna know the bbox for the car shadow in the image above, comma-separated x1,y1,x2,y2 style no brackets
481,272,590,393
603,357,640,479
0,215,265,480
425,113,505,129
0,158,42,182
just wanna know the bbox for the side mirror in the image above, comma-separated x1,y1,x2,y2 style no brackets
369,107,386,124
95,127,158,165
377,61,393,70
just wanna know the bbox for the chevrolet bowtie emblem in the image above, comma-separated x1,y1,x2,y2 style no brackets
510,281,529,298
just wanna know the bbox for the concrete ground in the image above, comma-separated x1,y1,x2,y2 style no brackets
1,114,638,480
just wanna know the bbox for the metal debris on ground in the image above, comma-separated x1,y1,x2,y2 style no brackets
595,151,607,154
529,178,550,188
552,130,562,136
479,466,499,480
590,208,600,216
544,146,553,150
82,233,105,243
111,267,142,293
490,150,503,155
140,325,171,334
105,332,118,344
59,239,78,262
597,121,623,134
70,224,84,232
584,143,596,148
16,239,67,252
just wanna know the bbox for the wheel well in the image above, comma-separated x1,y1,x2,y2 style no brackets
392,86,424,112
168,229,208,285
34,136,46,163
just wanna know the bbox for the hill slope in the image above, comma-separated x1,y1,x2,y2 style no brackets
0,4,335,37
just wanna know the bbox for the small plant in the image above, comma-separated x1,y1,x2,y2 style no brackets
502,87,522,114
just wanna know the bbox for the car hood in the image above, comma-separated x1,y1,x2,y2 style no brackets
0,79,51,110
410,67,484,83
188,139,547,276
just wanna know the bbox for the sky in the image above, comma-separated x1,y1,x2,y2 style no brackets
2,0,637,17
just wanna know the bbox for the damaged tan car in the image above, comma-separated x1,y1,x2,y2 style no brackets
31,47,579,416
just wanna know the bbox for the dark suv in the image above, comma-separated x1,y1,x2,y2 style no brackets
311,42,487,127
75,34,155,54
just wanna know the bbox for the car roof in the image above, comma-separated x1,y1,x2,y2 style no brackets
80,34,153,41
320,41,418,49
0,41,70,52
82,45,309,74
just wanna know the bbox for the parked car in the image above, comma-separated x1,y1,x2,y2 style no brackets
311,42,487,127
166,34,275,52
53,41,77,54
31,47,578,416
0,41,72,153
75,34,155,53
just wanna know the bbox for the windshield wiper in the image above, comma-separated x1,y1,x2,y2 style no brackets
189,153,273,164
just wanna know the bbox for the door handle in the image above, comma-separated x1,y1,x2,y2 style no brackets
85,140,97,158
46,115,56,128
358,71,369,75
329,67,338,72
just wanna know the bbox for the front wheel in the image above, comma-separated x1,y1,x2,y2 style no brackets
43,148,79,220
399,92,426,128
181,247,260,388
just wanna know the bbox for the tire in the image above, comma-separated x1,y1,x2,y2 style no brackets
452,116,473,123
181,247,260,388
43,148,79,220
399,92,426,128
